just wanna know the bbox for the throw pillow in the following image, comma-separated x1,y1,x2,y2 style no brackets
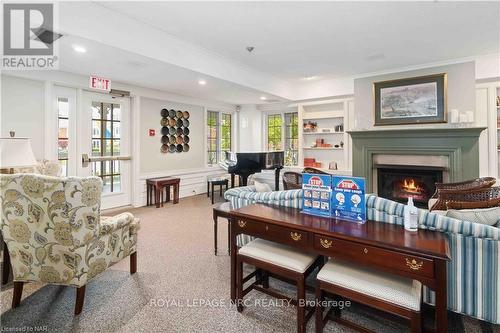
446,207,500,226
254,181,272,192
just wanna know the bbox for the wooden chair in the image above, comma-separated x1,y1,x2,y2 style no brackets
429,177,496,210
283,171,303,190
434,186,500,210
302,167,330,175
315,259,422,333
236,238,322,333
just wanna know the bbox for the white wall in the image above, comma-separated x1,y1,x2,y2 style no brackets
353,61,476,130
139,97,204,173
1,75,45,159
238,104,263,152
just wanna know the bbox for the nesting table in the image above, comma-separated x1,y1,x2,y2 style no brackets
146,177,180,208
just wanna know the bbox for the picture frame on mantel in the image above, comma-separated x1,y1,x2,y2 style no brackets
373,73,447,126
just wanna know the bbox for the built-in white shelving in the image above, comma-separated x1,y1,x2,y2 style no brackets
476,82,500,179
297,97,354,173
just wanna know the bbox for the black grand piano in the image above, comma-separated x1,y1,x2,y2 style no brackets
220,151,284,190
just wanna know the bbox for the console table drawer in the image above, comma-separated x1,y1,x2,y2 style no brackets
235,219,309,248
234,218,266,234
314,235,435,278
264,224,309,248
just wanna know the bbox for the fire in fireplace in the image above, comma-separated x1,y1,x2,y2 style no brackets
377,166,443,208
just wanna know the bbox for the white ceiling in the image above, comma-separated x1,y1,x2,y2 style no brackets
57,35,285,105
98,1,500,81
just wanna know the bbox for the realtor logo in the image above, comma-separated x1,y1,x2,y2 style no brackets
2,3,59,69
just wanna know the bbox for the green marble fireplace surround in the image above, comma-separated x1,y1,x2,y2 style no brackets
350,127,486,192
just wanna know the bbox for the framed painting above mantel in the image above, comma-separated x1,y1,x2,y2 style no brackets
373,73,447,126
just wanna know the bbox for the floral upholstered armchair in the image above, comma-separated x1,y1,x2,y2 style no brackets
0,174,140,314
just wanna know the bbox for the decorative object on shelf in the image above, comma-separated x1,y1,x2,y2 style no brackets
328,161,338,170
303,121,318,132
335,124,344,132
160,109,191,153
314,138,332,148
374,73,447,126
304,157,322,168
340,141,344,148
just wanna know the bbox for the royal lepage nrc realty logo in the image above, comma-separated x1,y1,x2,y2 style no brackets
2,2,60,70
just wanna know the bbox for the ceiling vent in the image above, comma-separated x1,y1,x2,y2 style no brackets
31,28,63,44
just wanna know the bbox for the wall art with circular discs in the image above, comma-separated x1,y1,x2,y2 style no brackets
160,108,190,153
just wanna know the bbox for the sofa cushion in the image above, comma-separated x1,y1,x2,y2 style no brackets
238,238,317,273
254,181,272,192
446,207,500,226
317,259,422,311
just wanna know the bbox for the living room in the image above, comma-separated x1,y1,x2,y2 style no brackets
1,2,499,332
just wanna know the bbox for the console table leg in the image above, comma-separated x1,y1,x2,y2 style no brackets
213,215,218,256
207,181,210,197
435,260,448,333
230,218,237,302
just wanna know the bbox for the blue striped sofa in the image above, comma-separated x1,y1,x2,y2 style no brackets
224,186,500,324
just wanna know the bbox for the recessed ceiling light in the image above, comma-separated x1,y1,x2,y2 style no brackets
198,79,206,85
73,45,86,53
304,75,318,81
260,96,267,100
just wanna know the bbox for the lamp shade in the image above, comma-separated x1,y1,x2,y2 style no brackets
0,138,37,168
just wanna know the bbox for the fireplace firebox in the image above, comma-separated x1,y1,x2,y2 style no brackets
377,165,444,208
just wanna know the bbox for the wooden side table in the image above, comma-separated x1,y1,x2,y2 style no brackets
213,202,232,255
207,177,229,204
146,177,180,208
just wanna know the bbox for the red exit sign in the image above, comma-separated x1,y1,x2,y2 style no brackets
89,75,111,92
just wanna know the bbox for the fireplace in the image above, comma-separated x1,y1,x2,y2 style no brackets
377,166,443,208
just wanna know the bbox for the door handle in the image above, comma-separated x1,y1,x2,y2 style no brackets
82,153,132,167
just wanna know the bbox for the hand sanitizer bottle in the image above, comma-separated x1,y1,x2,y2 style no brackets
404,197,418,232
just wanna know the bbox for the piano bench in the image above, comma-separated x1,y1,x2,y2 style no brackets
207,177,229,204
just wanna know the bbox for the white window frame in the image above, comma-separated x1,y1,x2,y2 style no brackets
264,110,299,165
205,109,235,166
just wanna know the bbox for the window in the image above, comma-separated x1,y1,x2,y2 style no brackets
57,98,69,176
206,111,232,165
220,113,232,161
207,111,218,165
267,114,283,151
284,112,299,166
91,102,121,193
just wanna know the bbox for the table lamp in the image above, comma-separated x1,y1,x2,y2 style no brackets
0,137,37,174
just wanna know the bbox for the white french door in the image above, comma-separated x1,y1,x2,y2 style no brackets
53,87,132,209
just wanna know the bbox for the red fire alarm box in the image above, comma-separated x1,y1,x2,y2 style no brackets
149,129,155,136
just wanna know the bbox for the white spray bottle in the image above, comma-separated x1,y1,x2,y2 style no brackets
404,197,418,232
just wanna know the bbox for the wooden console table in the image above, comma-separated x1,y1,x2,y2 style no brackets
228,204,450,333
146,177,180,208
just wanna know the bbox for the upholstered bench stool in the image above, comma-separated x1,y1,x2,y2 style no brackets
315,259,422,333
237,238,322,333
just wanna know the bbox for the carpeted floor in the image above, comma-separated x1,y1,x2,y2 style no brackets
1,194,499,333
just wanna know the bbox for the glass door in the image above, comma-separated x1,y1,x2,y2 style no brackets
80,91,131,209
